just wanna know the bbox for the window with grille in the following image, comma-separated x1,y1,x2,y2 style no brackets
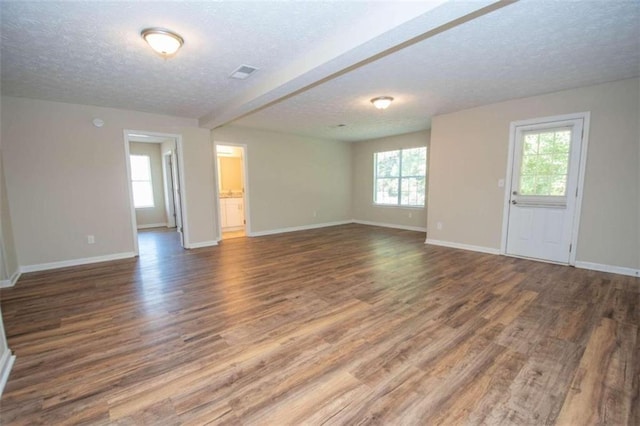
374,147,427,207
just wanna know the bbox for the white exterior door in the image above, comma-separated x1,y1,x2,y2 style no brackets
505,116,586,264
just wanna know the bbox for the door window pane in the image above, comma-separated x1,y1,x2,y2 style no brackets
519,129,571,196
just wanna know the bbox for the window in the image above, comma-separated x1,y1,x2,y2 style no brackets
374,147,427,206
519,129,571,197
130,155,154,208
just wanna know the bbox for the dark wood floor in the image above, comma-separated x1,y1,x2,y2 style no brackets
1,224,638,425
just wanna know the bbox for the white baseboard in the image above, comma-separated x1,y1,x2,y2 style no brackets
0,270,21,288
353,220,426,233
248,220,352,237
185,240,219,249
137,223,168,229
575,261,640,278
0,349,16,397
20,252,136,273
425,238,501,255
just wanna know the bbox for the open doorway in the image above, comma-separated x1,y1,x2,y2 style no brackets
215,144,249,240
124,130,188,257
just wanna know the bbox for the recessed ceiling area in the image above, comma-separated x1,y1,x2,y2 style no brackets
230,0,640,141
1,0,638,142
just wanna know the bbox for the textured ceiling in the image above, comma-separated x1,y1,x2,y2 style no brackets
1,1,434,118
1,0,639,142
233,0,640,141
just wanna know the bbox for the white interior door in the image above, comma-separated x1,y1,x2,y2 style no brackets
505,117,585,264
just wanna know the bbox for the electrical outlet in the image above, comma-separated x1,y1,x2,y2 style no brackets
436,222,443,230
313,210,317,217
408,212,412,218
87,235,95,244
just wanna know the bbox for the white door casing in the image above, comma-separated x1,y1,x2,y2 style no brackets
171,149,185,247
162,152,177,228
124,131,189,253
502,113,590,265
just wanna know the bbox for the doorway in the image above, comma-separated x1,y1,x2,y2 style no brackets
501,113,590,265
215,144,249,240
124,130,188,256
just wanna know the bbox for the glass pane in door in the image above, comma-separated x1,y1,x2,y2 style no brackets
519,129,571,196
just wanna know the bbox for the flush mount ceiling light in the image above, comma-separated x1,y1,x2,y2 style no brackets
370,96,394,110
141,28,184,57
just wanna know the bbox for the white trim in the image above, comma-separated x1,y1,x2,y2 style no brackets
0,350,16,397
20,252,136,273
569,112,590,265
162,151,177,228
175,135,190,248
136,223,168,229
185,240,219,249
213,144,222,240
575,261,640,278
248,221,352,237
0,271,21,288
123,134,139,255
353,220,426,233
500,112,590,266
425,238,501,255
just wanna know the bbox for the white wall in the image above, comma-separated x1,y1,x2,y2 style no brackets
129,142,168,227
212,126,352,234
427,78,639,270
352,130,430,230
1,96,216,268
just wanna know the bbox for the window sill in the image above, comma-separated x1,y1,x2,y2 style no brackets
372,203,425,210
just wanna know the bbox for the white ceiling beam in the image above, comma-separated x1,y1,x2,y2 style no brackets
198,0,517,129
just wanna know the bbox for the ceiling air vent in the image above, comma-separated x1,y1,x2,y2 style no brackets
229,64,259,80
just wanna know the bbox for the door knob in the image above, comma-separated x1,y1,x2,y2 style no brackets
512,190,518,195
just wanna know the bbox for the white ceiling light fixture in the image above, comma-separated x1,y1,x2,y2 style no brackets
141,28,184,57
370,96,394,110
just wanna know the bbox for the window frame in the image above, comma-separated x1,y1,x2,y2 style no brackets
373,147,427,207
130,154,155,209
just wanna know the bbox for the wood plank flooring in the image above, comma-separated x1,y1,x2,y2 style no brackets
1,224,638,425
